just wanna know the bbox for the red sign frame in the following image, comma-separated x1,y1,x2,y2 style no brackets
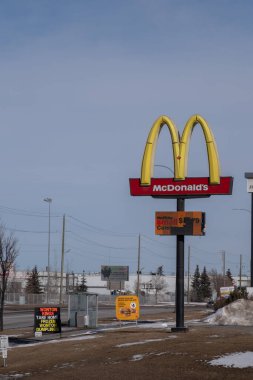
129,177,233,198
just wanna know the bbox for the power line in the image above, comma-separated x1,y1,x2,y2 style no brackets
142,246,176,260
69,248,136,262
68,231,137,250
142,234,176,248
5,227,60,234
0,204,61,218
67,215,137,237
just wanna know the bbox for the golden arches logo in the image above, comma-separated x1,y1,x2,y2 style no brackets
141,114,220,186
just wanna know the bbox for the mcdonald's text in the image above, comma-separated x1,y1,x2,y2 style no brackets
129,177,233,197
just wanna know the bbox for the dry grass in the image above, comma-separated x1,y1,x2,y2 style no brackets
1,307,253,379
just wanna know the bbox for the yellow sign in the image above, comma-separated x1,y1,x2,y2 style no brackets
141,114,220,186
220,286,234,299
116,296,140,321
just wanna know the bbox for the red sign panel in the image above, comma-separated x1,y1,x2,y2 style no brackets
129,177,233,198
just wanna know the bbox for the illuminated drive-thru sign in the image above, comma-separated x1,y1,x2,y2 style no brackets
155,211,205,236
34,307,61,334
129,114,233,197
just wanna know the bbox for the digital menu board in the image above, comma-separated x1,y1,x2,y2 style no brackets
155,211,205,236
34,307,61,334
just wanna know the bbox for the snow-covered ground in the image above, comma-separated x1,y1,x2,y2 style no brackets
203,299,253,368
209,352,253,368
205,299,253,326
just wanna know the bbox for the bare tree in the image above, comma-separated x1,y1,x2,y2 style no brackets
208,268,233,297
151,274,167,304
0,226,19,330
7,264,22,293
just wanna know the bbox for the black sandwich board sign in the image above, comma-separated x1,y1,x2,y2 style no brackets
34,307,61,334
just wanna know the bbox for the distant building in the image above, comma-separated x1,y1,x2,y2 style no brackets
6,270,251,297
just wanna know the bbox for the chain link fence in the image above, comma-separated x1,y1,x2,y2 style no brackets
5,292,178,305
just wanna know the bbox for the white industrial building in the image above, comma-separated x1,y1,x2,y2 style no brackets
6,270,251,297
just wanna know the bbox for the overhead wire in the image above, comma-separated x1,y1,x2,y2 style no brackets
142,246,176,261
68,231,137,250
141,234,176,248
5,227,60,234
0,204,61,218
67,215,137,237
0,203,240,273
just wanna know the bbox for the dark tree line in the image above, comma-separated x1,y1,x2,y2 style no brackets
191,265,236,302
75,270,88,292
25,266,43,294
191,265,212,302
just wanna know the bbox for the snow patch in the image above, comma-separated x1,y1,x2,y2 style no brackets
131,354,145,361
1,374,26,378
11,334,102,349
116,336,177,348
116,338,165,347
205,299,253,326
209,351,253,368
136,321,174,329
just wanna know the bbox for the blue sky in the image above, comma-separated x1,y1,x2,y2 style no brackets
0,0,253,277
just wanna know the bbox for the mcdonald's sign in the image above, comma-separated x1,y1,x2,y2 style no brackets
129,115,233,197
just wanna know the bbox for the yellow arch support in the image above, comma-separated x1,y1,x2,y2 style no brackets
140,114,220,186
141,116,180,186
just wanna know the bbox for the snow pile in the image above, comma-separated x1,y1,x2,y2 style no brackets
205,299,253,326
209,351,253,368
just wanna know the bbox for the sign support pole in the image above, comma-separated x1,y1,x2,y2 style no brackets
136,234,141,296
172,198,188,332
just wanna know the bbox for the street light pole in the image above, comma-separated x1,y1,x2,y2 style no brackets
59,214,66,305
154,164,174,175
44,197,52,303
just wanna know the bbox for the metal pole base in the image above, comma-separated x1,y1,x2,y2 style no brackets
171,327,189,333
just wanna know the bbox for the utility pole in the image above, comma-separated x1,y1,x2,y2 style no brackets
222,250,226,286
239,254,242,289
72,271,75,289
136,234,141,297
187,246,190,304
44,197,52,304
59,214,66,304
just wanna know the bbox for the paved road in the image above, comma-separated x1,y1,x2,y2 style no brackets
3,307,69,329
3,303,206,329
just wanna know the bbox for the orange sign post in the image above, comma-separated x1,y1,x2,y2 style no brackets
116,296,140,321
